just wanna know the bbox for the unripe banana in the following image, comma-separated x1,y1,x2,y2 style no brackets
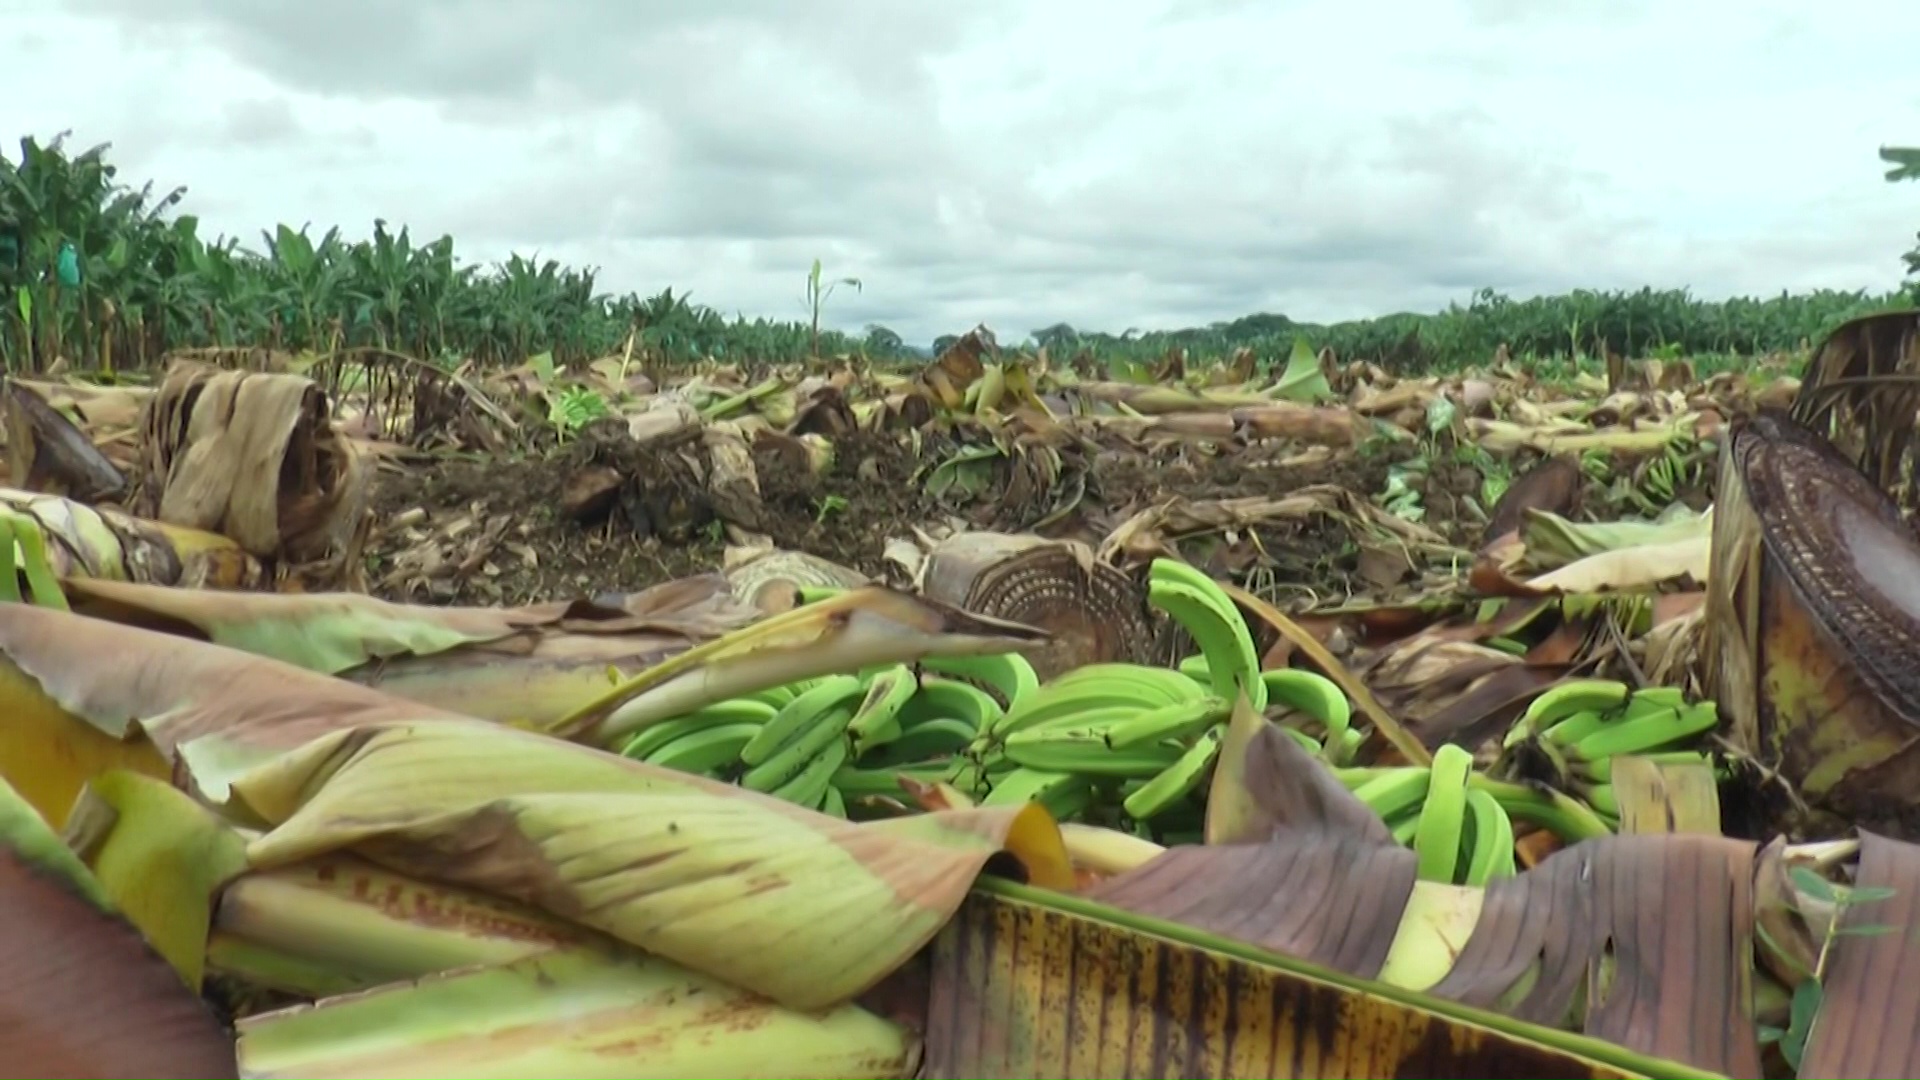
1001,728,1183,777
1504,679,1631,747
1148,578,1268,712
830,762,950,800
1460,787,1516,885
1412,744,1473,884
901,677,1003,732
770,739,850,808
621,699,776,760
991,665,1203,737
865,717,977,766
1352,767,1432,822
1469,775,1613,842
643,721,763,776
921,652,1040,711
1565,701,1718,763
1122,725,1225,821
820,784,849,819
981,768,1096,820
740,675,866,766
846,665,918,758
1261,669,1351,745
740,705,856,792
1103,696,1231,750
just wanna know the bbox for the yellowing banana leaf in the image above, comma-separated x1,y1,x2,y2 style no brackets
0,602,478,818
1092,719,1763,1076
235,945,918,1080
924,880,1719,1080
62,770,251,989
229,719,1071,1011
0,774,239,1078
59,572,760,725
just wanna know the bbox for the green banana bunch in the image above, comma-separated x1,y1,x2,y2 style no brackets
1334,755,1613,882
1497,680,1722,820
614,655,1016,818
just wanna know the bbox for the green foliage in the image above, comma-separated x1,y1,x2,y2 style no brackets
0,130,1910,376
1028,285,1902,374
0,132,897,373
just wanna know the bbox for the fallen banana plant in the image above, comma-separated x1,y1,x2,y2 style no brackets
0,484,264,589
52,570,763,726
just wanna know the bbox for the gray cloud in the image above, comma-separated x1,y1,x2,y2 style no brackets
14,0,1920,347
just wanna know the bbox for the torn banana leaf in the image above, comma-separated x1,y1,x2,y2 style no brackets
924,880,1719,1080
1094,719,1763,1076
0,602,482,819
59,572,761,725
229,719,1072,1011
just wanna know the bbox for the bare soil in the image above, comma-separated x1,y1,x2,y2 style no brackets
365,433,1465,608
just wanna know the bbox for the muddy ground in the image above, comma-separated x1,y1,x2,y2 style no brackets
366,431,1478,607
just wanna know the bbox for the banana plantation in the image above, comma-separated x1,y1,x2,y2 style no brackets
5,131,1920,1080
1,132,1908,377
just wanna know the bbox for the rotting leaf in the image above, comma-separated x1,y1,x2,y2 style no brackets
1426,834,1763,1077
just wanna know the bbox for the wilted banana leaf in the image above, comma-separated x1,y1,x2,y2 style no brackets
0,602,485,820
923,880,1717,1080
207,852,594,999
229,719,1072,1011
1089,719,1762,1076
56,572,761,724
0,774,238,1078
1522,506,1713,568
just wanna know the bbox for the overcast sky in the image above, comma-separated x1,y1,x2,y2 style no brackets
5,0,1918,347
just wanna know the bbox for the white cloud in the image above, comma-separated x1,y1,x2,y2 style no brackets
5,0,1915,347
